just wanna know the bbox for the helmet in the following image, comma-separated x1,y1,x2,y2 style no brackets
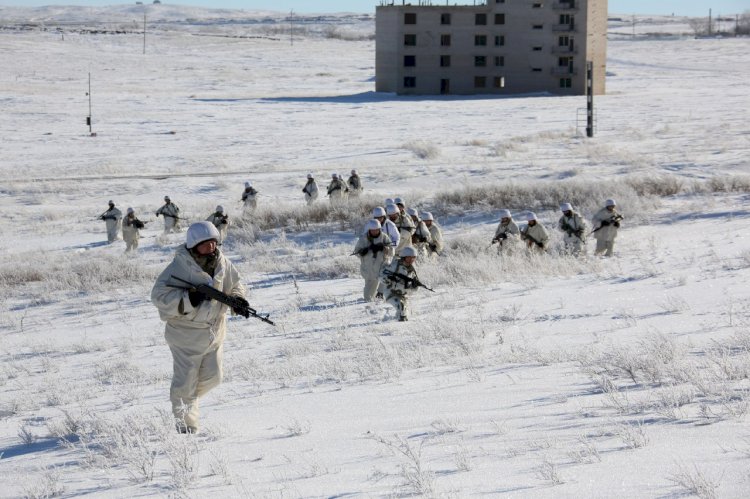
216,205,224,214
245,181,251,188
307,173,313,179
372,206,386,218
406,207,418,217
186,222,220,249
394,197,404,206
498,209,511,219
384,198,394,205
560,202,572,212
351,169,358,175
527,212,537,221
386,204,399,215
365,219,381,231
605,199,616,207
332,173,338,178
422,212,434,221
126,207,134,214
108,199,114,206
164,195,170,201
399,246,418,258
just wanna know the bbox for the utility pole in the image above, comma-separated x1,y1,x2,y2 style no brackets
708,9,712,36
143,8,147,55
632,14,635,38
586,61,594,138
290,10,294,46
86,72,94,136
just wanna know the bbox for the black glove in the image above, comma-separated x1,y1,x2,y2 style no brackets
155,212,160,217
99,215,105,220
357,247,369,256
188,290,210,307
231,296,250,316
600,220,610,226
134,220,145,229
575,229,583,236
613,221,620,228
371,243,384,253
499,233,508,240
536,242,544,248
429,244,437,252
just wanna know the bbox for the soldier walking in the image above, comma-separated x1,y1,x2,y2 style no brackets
155,196,181,234
422,212,443,256
407,208,433,257
347,169,363,197
303,173,319,205
353,219,393,302
521,212,549,252
241,182,258,212
380,246,422,322
122,207,145,252
592,199,623,257
492,209,520,252
99,200,122,243
558,203,587,255
206,205,230,245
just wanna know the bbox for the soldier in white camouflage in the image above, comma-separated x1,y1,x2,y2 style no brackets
492,209,520,252
326,173,346,204
558,202,587,255
353,219,393,302
407,207,433,257
241,182,258,213
392,197,416,254
302,173,319,205
122,207,145,252
347,169,363,197
99,200,122,243
155,196,181,234
592,199,623,257
380,246,422,322
422,212,443,256
521,212,549,252
206,205,230,245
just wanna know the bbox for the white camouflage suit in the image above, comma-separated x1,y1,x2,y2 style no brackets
156,201,180,234
592,206,622,257
303,178,319,205
558,212,587,255
354,231,393,302
410,219,433,257
121,213,141,252
326,177,346,203
206,212,230,244
426,222,444,256
380,257,419,321
242,186,258,212
521,222,549,252
347,173,363,197
101,205,122,243
394,212,416,254
151,245,246,431
493,219,520,252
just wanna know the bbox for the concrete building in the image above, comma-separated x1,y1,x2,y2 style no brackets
375,0,607,96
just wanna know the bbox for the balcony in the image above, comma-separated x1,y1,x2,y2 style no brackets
551,46,578,54
551,66,578,75
552,1,578,10
552,24,577,32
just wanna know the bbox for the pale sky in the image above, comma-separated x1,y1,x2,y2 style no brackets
0,1,746,16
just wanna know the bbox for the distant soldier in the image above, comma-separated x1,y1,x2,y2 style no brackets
155,196,181,234
407,207,433,257
326,173,346,203
492,209,520,252
241,182,258,212
521,212,549,252
592,199,623,257
206,205,230,245
122,207,145,252
353,219,393,302
347,169,363,197
558,202,587,255
302,173,319,205
392,197,415,254
422,212,443,256
99,200,122,243
380,246,423,322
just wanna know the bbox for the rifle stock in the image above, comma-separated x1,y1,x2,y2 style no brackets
382,269,435,292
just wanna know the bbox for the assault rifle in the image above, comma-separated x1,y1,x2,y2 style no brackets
560,222,585,241
521,229,545,249
382,269,436,292
167,275,275,325
590,214,624,235
490,232,508,247
352,242,385,257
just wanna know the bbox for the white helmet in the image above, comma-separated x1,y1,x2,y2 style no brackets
605,199,616,207
216,205,224,214
365,219,381,232
422,212,434,221
560,202,572,212
372,206,386,218
307,173,313,179
399,246,418,258
332,173,338,178
498,209,511,219
406,207,418,217
126,207,134,215
384,198,394,206
386,204,399,215
245,181,251,188
186,221,220,249
351,169,358,175
394,197,404,206
527,212,538,221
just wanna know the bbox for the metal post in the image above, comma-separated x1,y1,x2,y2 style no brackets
586,61,594,138
290,10,294,46
87,72,93,135
708,9,712,36
143,9,146,55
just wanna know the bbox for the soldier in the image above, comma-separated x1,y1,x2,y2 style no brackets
558,202,587,256
151,222,248,434
353,219,393,302
422,212,443,256
521,212,549,252
99,200,122,243
374,206,399,254
407,207,433,257
241,182,258,212
347,169,363,197
302,173,318,205
380,246,422,322
492,209,520,252
155,196,181,234
592,199,623,257
392,198,416,254
326,173,345,204
122,207,145,252
206,205,230,245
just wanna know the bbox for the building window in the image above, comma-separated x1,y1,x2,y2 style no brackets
531,68,543,72
532,46,542,51
441,34,452,46
559,35,571,46
533,24,544,30
476,13,487,25
474,76,487,88
494,76,505,88
404,34,416,46
558,56,571,67
475,56,487,67
494,55,505,66
495,35,505,46
560,78,572,88
495,13,505,25
440,55,451,67
441,13,451,25
440,79,450,94
533,3,543,7
496,0,505,3
475,35,487,46
404,76,416,88
560,14,572,24
404,55,416,67
404,13,417,25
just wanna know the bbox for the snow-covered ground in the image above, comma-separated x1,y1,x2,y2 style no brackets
1,6,750,498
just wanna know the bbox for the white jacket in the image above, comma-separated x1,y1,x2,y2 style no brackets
354,231,393,279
